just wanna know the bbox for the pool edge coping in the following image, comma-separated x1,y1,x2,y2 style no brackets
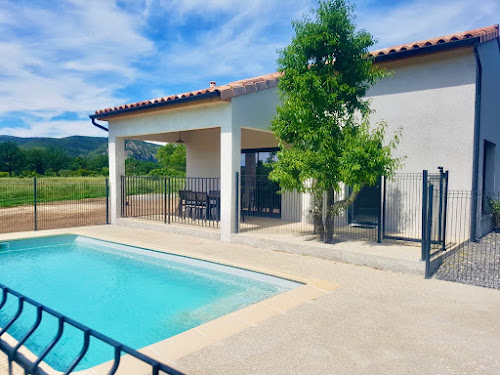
0,230,340,374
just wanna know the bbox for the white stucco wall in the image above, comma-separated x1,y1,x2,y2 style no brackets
184,128,221,178
231,87,280,131
367,48,477,191
107,100,231,138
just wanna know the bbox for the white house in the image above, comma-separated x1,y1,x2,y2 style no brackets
90,25,500,242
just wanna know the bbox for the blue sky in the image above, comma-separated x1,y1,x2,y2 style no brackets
0,0,498,138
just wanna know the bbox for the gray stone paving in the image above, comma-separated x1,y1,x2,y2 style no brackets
436,232,500,289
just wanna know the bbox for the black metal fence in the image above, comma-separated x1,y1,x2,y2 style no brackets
0,283,183,375
238,171,450,244
121,176,221,228
0,178,109,234
430,191,500,289
238,175,381,241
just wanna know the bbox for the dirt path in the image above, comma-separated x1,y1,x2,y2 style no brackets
0,198,108,234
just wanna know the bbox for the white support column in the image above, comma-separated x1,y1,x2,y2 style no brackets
220,122,241,242
109,134,125,224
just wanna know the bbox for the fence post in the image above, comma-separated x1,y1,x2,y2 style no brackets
168,177,171,224
164,177,167,224
377,178,382,243
442,171,449,251
382,176,387,240
120,176,124,218
33,177,37,231
425,184,434,278
235,172,240,233
421,170,428,261
437,167,444,246
106,178,109,224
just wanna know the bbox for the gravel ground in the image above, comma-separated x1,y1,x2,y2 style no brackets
0,198,108,234
435,231,500,289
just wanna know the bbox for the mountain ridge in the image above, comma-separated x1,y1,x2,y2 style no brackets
0,135,161,161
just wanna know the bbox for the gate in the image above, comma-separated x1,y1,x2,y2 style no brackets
383,169,448,245
422,168,449,277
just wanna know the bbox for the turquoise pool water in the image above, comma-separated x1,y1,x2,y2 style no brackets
0,235,299,371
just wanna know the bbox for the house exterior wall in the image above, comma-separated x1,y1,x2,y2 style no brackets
367,48,477,191
108,100,231,138
476,39,500,236
231,87,280,131
184,128,221,178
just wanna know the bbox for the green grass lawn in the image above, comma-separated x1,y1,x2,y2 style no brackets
0,177,108,208
0,177,193,208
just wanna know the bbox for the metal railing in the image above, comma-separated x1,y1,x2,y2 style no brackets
0,178,109,234
0,283,184,375
431,191,500,289
121,176,221,228
238,175,380,242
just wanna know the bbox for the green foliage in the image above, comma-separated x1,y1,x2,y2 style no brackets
270,0,403,241
489,199,500,228
125,158,159,176
24,147,71,175
149,144,186,176
256,152,277,177
25,148,49,175
157,144,186,170
0,172,9,178
0,142,25,176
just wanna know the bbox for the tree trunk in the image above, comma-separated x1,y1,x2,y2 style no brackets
323,187,362,243
324,188,335,243
313,190,324,241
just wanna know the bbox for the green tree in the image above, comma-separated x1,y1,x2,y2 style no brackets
151,143,186,176
45,147,71,173
0,142,25,176
25,148,49,175
72,156,89,170
270,0,403,242
87,154,109,172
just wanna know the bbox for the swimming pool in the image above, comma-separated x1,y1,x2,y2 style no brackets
0,235,300,371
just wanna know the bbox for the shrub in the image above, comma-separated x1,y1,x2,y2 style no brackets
489,199,500,229
0,172,9,178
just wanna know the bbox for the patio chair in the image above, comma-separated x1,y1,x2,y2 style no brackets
195,191,209,220
178,190,196,218
208,190,221,221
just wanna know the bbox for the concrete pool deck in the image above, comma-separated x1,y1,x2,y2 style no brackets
116,217,426,275
1,225,500,375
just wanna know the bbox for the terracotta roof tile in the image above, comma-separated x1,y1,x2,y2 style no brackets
93,25,498,118
369,24,498,58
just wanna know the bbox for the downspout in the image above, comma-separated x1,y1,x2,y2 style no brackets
470,44,483,241
90,117,109,132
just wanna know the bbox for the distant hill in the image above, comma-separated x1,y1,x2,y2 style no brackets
0,135,161,161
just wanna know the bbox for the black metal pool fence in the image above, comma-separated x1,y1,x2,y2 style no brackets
1,173,499,289
238,171,448,245
0,178,109,234
0,283,184,375
121,176,221,228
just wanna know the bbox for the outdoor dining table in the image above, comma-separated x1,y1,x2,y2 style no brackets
178,190,220,221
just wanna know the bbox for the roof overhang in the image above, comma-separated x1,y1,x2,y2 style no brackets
373,36,480,63
90,90,221,121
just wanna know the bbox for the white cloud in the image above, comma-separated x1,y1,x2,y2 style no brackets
1,0,498,138
0,0,154,129
155,0,315,85
0,120,106,138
